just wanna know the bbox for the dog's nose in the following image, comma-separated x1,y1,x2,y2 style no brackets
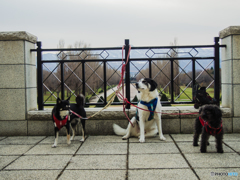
135,83,139,89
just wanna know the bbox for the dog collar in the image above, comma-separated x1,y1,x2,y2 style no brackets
136,98,158,121
53,114,68,130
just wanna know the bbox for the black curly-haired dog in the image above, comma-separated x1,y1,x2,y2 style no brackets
193,105,223,153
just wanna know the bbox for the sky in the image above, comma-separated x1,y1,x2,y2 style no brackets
1,0,240,48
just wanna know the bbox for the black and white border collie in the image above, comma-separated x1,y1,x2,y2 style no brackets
113,78,166,143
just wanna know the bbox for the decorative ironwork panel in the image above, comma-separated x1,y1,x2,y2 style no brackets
31,38,224,110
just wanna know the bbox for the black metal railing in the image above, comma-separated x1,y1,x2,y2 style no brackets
31,38,226,110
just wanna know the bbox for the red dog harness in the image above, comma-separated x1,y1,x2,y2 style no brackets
199,117,222,135
53,114,68,130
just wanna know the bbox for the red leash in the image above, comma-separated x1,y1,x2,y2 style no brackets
69,45,198,124
69,45,134,127
117,45,198,124
112,45,133,126
124,99,199,116
121,45,133,126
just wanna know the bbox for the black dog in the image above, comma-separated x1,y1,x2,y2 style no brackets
193,85,217,109
52,95,86,148
193,105,223,153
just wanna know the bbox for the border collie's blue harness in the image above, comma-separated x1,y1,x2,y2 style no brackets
135,98,158,121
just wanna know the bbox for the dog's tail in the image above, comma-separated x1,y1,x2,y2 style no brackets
113,124,127,136
76,94,85,107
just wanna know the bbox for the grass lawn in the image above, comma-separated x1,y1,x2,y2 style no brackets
42,86,220,108
163,87,216,101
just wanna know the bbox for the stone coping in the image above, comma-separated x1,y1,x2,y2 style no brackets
0,31,37,43
219,26,240,39
27,106,231,120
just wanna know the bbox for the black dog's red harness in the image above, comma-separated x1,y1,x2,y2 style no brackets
53,114,69,130
199,117,222,135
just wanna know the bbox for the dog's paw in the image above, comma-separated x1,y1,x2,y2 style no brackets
70,137,74,141
217,149,224,153
159,135,166,141
52,144,57,148
139,137,145,143
122,135,129,140
67,140,71,145
200,149,206,153
193,143,199,146
80,137,85,142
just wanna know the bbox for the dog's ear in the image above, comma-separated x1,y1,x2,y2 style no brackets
66,96,71,101
150,79,158,91
57,98,61,104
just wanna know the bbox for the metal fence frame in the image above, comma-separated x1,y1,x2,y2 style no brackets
31,38,226,110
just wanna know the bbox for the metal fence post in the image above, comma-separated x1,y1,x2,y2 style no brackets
214,37,220,106
37,41,44,110
61,62,65,100
103,60,107,104
192,58,196,99
170,60,174,103
149,60,152,78
82,62,85,96
125,39,130,109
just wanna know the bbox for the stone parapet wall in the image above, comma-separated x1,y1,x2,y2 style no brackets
18,106,231,136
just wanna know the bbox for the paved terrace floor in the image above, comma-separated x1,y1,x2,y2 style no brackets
0,134,240,180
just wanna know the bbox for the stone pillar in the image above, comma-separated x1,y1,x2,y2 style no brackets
220,26,240,132
0,31,37,135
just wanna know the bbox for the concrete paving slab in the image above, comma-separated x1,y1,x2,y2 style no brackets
195,168,240,180
129,154,189,169
67,155,126,170
25,144,80,155
129,143,179,154
0,156,19,170
171,134,195,142
86,135,127,143
59,170,126,180
185,153,240,168
5,155,72,170
1,135,240,179
128,169,198,180
0,137,6,141
0,136,46,145
40,136,81,144
0,145,34,155
177,142,234,153
171,134,216,142
129,135,172,143
0,170,61,180
224,142,240,153
223,133,240,141
77,142,127,155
